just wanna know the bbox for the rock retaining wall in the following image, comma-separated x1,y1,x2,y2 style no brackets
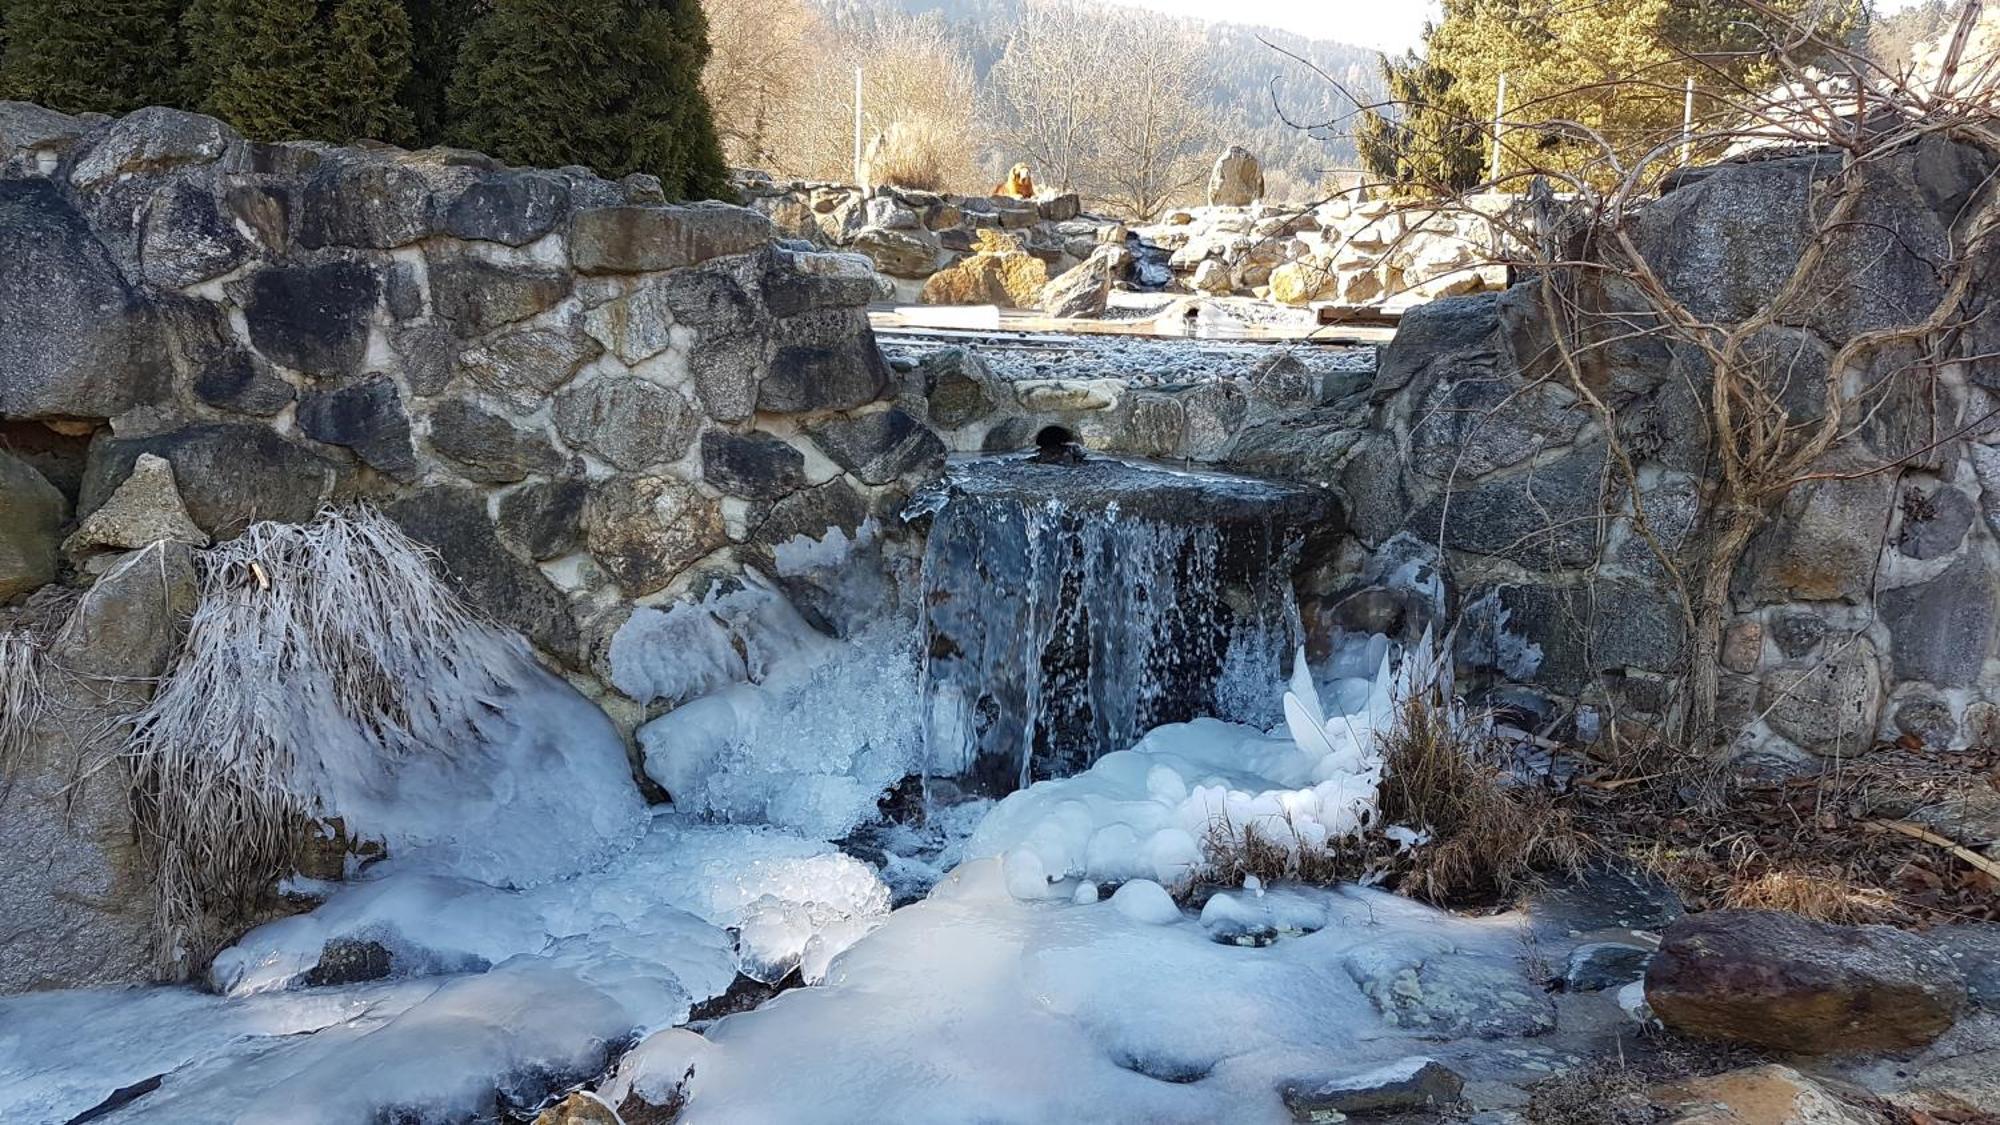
0,102,937,731
734,172,1514,309
1316,139,2000,771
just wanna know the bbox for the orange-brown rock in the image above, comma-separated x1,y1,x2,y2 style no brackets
919,229,1048,308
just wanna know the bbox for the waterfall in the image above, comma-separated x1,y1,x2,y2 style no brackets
912,454,1330,797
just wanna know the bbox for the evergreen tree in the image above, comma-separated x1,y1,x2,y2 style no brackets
0,0,190,114
182,0,414,145
447,0,730,200
328,0,416,143
402,0,482,145
1356,52,1484,195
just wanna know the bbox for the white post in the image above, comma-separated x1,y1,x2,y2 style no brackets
853,67,865,188
1680,76,1695,164
1490,73,1507,184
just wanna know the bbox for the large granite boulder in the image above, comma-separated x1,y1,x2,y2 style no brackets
296,375,418,480
552,377,700,471
1207,145,1263,207
919,230,1048,308
0,541,198,993
0,180,166,418
1645,909,1964,1053
803,406,945,486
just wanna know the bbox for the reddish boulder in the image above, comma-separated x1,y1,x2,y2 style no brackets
1645,909,1963,1053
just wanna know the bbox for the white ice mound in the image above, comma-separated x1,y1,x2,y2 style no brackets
214,812,892,1001
968,638,1399,897
608,859,1541,1124
629,575,922,841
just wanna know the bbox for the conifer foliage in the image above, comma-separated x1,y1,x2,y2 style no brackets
447,0,730,199
0,0,731,200
181,0,415,145
0,0,190,114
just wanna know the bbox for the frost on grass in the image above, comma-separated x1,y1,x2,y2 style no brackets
124,508,646,970
628,574,923,841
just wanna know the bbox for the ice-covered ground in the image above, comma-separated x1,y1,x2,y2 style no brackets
602,864,1548,1124
1,530,1556,1124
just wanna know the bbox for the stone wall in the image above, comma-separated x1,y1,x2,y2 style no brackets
0,102,939,732
1313,138,2000,771
735,172,1512,309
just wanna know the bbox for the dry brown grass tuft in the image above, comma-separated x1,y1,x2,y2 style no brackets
1720,868,1900,924
865,120,960,192
1376,687,1590,904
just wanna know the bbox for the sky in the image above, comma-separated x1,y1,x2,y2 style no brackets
1100,0,1441,52
1103,0,1944,53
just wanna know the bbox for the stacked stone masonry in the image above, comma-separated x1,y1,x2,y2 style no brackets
0,102,937,732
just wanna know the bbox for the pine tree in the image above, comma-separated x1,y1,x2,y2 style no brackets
401,0,482,145
327,0,415,143
182,0,414,145
0,0,190,114
447,0,730,200
1356,52,1484,195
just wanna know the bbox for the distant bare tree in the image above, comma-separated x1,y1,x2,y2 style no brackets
701,0,820,170
988,0,1115,194
749,9,983,192
991,2,1224,218
1091,14,1216,220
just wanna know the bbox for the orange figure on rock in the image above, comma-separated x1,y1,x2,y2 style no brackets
993,162,1036,199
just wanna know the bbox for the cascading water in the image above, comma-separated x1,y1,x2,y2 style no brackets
909,451,1338,796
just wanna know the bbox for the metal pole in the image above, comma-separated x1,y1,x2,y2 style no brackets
1680,76,1695,164
1490,73,1507,184
853,67,864,187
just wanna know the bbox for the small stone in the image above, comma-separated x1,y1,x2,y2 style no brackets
701,431,807,500
1757,637,1881,755
850,225,941,278
532,1091,620,1125
296,375,418,479
1769,611,1826,658
1650,1065,1875,1125
298,160,436,249
921,348,996,430
1192,258,1232,295
553,378,699,471
1896,484,1975,560
496,479,589,561
427,397,566,483
193,350,295,416
387,485,579,659
1721,622,1763,673
1881,555,1996,688
457,319,602,412
1282,1057,1463,1120
803,407,945,486
243,258,380,379
62,454,208,557
81,424,335,536
570,202,773,273
758,333,892,414
303,939,392,987
69,106,235,190
583,474,729,596
0,450,65,600
427,251,571,337
1563,942,1653,992
1039,251,1115,319
443,170,570,246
